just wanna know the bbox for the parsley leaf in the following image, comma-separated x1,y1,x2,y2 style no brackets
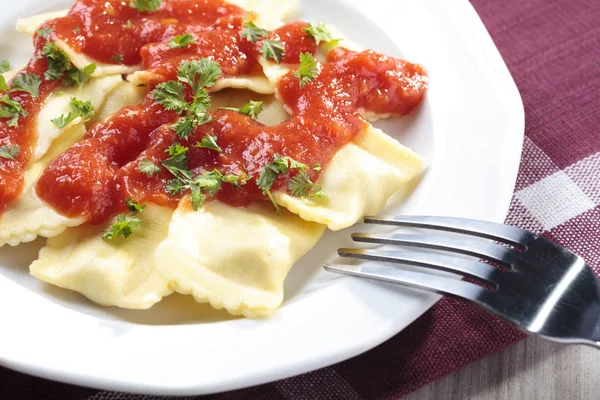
177,59,221,92
153,59,223,140
194,134,222,152
303,22,334,45
65,63,96,88
293,53,319,87
101,215,142,239
129,0,163,12
289,170,326,198
0,60,10,73
11,73,42,98
0,94,28,127
260,40,285,64
123,20,133,30
169,33,196,48
138,159,161,177
222,173,250,188
111,54,124,64
42,42,73,81
0,76,7,91
0,145,20,160
240,21,269,43
221,100,263,120
35,26,53,39
313,163,322,171
153,81,188,113
125,197,146,214
51,97,94,129
257,154,321,213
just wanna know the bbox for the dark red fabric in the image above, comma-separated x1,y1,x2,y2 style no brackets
2,0,599,398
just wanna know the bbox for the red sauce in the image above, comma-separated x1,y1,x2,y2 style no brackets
1,0,428,223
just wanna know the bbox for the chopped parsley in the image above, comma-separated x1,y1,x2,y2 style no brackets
304,22,335,45
221,100,263,120
66,63,96,88
152,58,222,140
41,42,73,81
169,33,195,48
0,76,7,91
0,60,10,73
257,154,326,213
51,97,94,129
240,21,269,43
138,159,161,177
194,134,222,152
111,54,124,64
0,145,20,160
35,26,53,39
72,26,81,34
123,20,133,30
313,163,322,171
0,94,28,127
129,0,163,12
293,53,319,87
11,73,41,98
160,142,246,210
261,40,285,64
42,42,96,87
102,198,146,240
289,170,326,198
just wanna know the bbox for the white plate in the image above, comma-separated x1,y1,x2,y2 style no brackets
0,0,524,395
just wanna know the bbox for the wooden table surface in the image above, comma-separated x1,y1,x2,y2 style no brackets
405,337,600,399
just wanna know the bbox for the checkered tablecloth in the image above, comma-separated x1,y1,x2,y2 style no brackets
2,0,599,398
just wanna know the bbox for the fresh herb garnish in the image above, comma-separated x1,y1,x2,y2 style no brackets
152,58,222,140
194,134,222,152
42,42,73,81
169,33,195,48
123,20,133,30
102,198,146,240
0,76,7,91
220,100,263,120
257,154,326,213
72,26,81,34
293,53,319,87
111,54,124,64
0,60,10,73
240,21,269,43
160,142,245,210
11,73,42,98
138,159,161,177
0,94,28,127
313,163,322,171
51,97,94,129
0,145,20,160
261,40,285,64
65,63,96,88
35,26,53,39
303,22,334,45
129,0,163,12
289,170,326,198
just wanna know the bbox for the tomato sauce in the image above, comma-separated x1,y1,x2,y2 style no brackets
0,0,428,223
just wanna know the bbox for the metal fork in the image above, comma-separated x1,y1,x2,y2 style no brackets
324,216,600,347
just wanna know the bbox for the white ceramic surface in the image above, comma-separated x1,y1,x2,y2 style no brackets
0,0,524,395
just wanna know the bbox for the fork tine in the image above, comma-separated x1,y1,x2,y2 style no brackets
338,248,503,283
364,215,532,247
351,233,517,267
324,263,489,302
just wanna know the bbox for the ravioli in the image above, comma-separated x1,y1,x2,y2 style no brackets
154,200,325,317
30,205,174,309
0,76,123,247
274,126,424,230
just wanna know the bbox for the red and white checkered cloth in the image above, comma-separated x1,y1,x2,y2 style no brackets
2,0,599,398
